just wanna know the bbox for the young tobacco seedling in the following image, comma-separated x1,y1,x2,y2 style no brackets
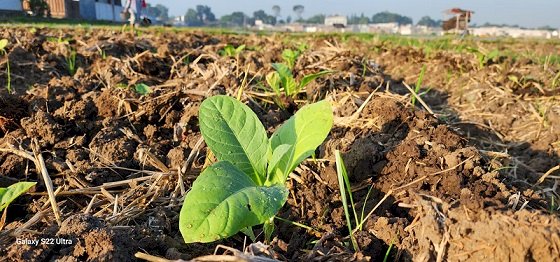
179,95,333,243
281,49,300,70
0,39,12,93
266,63,331,99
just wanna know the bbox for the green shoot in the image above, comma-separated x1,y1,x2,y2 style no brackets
382,237,395,262
263,217,275,243
552,71,560,89
359,185,374,231
335,150,358,251
361,59,368,78
0,39,12,93
65,48,77,76
281,49,300,70
411,65,426,106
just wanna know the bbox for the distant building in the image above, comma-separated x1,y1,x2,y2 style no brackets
325,15,347,28
1,0,124,21
22,0,80,19
398,24,412,35
0,0,21,12
472,26,558,39
368,22,399,34
80,0,123,22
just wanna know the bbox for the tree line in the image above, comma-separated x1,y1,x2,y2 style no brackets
181,5,444,27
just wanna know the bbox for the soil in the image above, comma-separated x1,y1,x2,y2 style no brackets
0,27,559,261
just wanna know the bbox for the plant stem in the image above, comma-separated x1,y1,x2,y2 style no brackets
335,150,358,251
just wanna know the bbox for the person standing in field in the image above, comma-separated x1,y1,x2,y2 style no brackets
123,0,142,31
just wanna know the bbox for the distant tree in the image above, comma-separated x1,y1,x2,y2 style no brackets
348,13,369,25
185,8,202,26
371,11,412,25
145,4,161,18
272,5,281,20
145,4,169,20
220,12,248,27
286,15,292,24
253,10,276,25
358,13,370,24
293,5,304,20
154,4,169,20
195,5,216,23
306,14,325,24
417,16,439,27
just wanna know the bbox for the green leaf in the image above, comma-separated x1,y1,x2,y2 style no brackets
281,49,300,69
0,39,7,50
272,63,297,96
199,95,268,184
235,44,246,54
0,182,36,211
298,71,332,90
267,100,333,185
179,161,288,243
134,83,152,95
267,144,292,177
266,71,281,97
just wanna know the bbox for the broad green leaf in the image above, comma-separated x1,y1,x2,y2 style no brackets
179,161,288,243
134,83,152,95
267,100,333,185
199,96,268,184
0,39,7,50
0,182,36,211
266,71,281,97
298,71,332,90
267,144,292,178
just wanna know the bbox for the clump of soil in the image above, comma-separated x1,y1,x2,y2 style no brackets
4,215,136,261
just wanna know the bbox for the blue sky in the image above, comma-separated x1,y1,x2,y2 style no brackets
150,0,560,28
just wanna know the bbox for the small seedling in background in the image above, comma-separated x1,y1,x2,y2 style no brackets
0,182,36,212
179,95,333,243
281,49,300,70
65,48,77,76
467,47,500,69
46,36,70,44
411,64,426,106
551,71,560,89
0,39,12,93
335,150,359,251
99,49,107,60
134,83,152,95
219,44,245,57
115,83,128,89
266,63,331,101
